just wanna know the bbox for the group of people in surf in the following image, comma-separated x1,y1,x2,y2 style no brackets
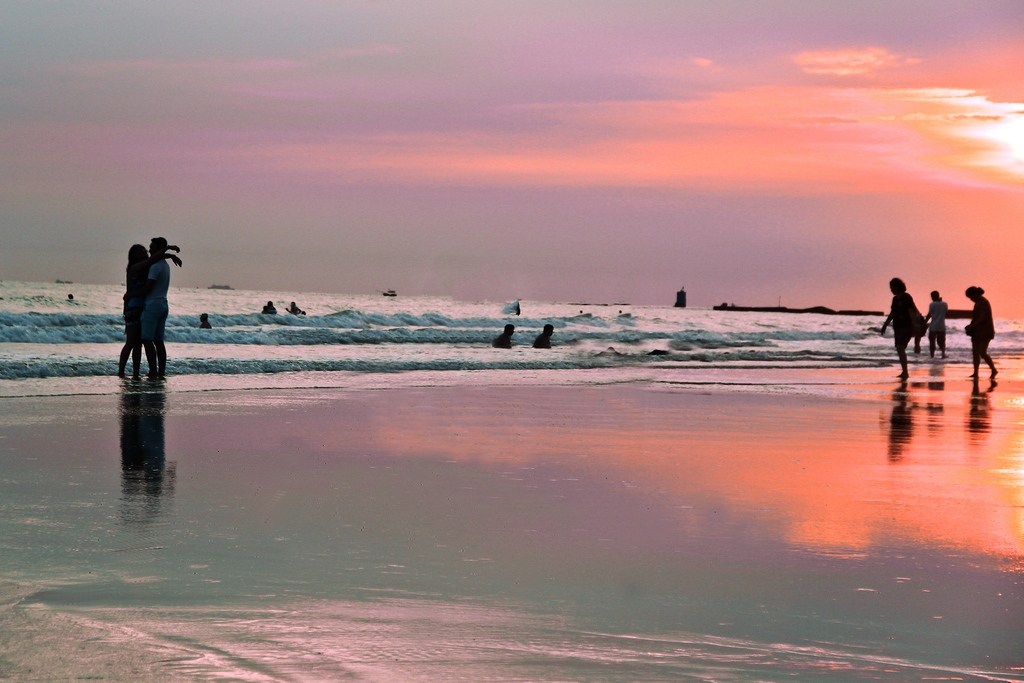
118,238,182,380
260,301,306,315
492,323,555,349
881,278,996,380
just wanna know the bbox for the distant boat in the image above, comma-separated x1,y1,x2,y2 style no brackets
382,290,397,297
55,279,73,284
208,284,234,290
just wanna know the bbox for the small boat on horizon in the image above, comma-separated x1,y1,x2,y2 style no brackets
208,284,234,290
382,290,397,297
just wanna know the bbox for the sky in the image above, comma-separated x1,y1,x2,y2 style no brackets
1,1,1022,312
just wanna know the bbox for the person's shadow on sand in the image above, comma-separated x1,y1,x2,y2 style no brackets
119,386,175,529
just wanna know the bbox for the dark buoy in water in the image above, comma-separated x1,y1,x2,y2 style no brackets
674,287,686,308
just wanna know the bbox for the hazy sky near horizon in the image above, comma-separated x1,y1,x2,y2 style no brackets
2,1,1023,311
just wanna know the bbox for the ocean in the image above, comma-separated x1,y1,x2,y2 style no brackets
2,280,1020,397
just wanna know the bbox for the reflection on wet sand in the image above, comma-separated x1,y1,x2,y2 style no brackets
926,360,946,392
887,380,915,462
887,367,1002,459
197,385,1023,559
119,386,175,529
968,377,997,444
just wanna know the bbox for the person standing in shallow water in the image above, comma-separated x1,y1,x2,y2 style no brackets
119,243,181,378
964,286,997,379
139,237,178,379
880,278,919,379
923,290,948,359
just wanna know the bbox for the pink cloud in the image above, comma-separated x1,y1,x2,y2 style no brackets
793,47,912,76
200,87,1023,193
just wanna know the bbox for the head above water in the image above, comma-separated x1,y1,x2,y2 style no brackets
889,278,907,295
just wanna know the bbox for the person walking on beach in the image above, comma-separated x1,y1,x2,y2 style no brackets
923,290,948,359
880,278,920,379
119,243,181,378
532,324,554,349
139,237,179,379
492,324,515,348
964,286,997,379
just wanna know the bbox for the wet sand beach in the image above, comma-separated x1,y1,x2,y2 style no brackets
1,373,1022,681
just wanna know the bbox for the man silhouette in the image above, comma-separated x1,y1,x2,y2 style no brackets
140,237,174,378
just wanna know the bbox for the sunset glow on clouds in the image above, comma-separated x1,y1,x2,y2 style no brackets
210,84,1024,192
1,1,1023,309
793,47,918,76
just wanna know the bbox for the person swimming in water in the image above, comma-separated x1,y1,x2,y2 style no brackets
492,324,515,348
262,301,278,315
532,324,554,348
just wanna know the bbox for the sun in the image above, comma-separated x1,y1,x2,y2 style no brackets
988,115,1024,163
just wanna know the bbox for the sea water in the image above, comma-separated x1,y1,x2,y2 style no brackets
2,280,1021,397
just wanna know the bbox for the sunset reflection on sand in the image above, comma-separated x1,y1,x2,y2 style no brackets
306,382,1024,564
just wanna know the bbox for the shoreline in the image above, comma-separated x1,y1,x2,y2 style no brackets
0,361,1015,402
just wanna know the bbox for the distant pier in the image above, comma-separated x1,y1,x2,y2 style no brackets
711,303,973,318
713,304,883,316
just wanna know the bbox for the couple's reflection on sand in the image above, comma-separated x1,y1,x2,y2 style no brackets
119,385,175,528
885,367,997,460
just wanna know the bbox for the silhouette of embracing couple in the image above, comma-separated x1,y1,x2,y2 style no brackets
118,238,182,380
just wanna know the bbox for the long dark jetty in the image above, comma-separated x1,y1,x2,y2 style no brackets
712,304,883,316
712,304,974,319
